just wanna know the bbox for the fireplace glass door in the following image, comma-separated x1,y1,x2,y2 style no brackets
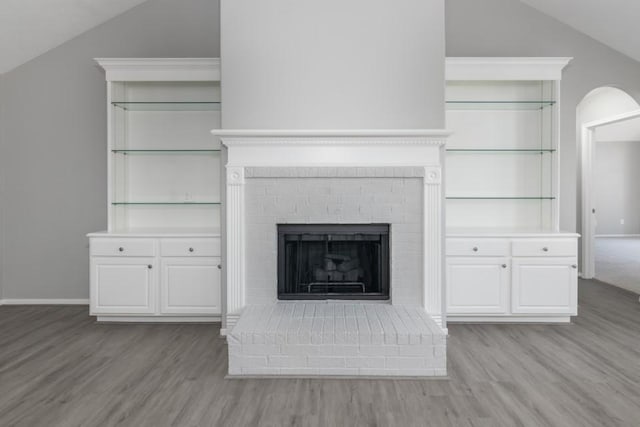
278,224,390,300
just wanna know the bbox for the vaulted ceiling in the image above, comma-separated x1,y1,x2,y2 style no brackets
0,0,639,75
519,0,640,62
0,0,148,74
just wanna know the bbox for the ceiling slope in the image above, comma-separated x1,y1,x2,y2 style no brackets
2,0,639,74
519,0,640,62
0,0,149,74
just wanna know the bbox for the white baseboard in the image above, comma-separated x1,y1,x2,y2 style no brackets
447,315,572,323
595,234,640,238
0,298,89,305
96,316,221,323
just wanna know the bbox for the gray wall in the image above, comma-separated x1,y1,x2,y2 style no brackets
0,0,219,299
446,0,640,233
220,0,445,129
594,141,640,235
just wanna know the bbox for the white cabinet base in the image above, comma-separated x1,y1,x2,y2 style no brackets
91,257,156,315
161,257,221,315
446,233,579,323
512,257,577,315
447,316,571,323
447,257,509,314
96,316,221,323
89,234,221,321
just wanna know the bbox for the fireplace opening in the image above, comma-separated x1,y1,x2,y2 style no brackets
277,224,390,300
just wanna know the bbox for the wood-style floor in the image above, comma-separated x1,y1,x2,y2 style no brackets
1,279,639,427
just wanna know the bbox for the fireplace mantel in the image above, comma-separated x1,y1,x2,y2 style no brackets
212,129,449,334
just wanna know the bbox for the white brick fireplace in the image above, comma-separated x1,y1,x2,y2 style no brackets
214,129,449,377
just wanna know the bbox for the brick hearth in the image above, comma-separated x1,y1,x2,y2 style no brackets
228,303,447,377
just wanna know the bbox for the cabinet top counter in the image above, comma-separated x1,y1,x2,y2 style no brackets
87,228,221,238
447,228,580,238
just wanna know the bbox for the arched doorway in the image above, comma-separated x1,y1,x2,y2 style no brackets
578,86,640,291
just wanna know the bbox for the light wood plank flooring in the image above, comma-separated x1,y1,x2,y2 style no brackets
1,279,639,427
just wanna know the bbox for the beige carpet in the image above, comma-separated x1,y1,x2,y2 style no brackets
594,236,640,295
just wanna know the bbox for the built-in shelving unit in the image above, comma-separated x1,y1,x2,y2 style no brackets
88,59,222,322
445,77,558,230
108,77,222,231
444,57,579,324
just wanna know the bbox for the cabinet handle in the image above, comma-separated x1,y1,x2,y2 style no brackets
118,247,124,252
217,264,222,270
472,247,478,252
542,247,549,252
189,247,194,252
572,265,577,269
502,264,507,268
148,265,152,269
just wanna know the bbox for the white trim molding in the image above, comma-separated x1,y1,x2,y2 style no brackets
216,130,449,331
94,58,220,81
212,129,452,138
0,299,89,305
96,316,220,323
580,108,640,279
446,57,572,81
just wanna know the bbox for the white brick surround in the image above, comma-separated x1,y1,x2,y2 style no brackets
214,130,449,377
245,173,423,306
228,303,447,377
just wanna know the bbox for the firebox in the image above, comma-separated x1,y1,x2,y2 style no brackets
277,224,390,300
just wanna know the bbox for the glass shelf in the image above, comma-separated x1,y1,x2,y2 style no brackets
447,197,555,200
112,202,221,205
112,149,221,154
111,102,221,111
446,100,555,110
446,149,555,153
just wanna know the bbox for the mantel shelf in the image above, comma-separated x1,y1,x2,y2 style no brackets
111,101,221,111
446,100,555,110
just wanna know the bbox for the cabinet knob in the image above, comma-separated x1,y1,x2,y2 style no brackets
502,264,507,269
118,247,124,252
148,265,152,269
572,264,577,269
542,247,549,252
472,247,478,252
189,247,194,252
217,264,222,270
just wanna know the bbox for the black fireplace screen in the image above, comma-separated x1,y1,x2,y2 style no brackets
277,224,390,300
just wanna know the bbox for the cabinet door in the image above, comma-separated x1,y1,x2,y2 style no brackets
447,257,510,314
90,257,157,314
511,257,577,315
160,257,221,315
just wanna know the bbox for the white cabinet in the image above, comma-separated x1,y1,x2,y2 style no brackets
447,257,509,314
512,257,577,315
446,235,578,322
89,235,221,320
90,257,157,314
160,257,221,315
444,58,579,323
88,59,223,322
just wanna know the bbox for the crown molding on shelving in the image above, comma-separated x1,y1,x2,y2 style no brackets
95,58,220,81
446,57,573,80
